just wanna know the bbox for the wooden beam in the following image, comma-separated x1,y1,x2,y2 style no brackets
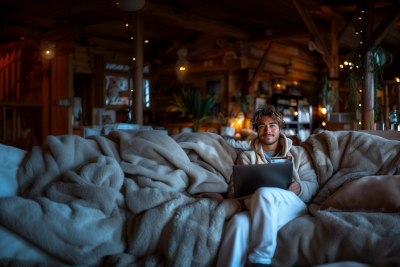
39,24,81,42
330,20,340,113
132,12,143,125
4,11,57,29
250,22,325,42
369,5,400,46
293,0,334,68
141,0,249,40
362,0,374,130
337,2,362,43
0,24,42,39
248,42,274,90
309,5,343,21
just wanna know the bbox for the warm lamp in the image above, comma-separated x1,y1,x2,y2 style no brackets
41,40,56,60
322,121,326,127
116,0,145,11
321,108,327,114
395,77,399,83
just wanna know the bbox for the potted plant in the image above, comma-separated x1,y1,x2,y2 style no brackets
168,87,218,132
318,76,340,121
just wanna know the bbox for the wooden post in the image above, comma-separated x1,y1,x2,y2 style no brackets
362,0,374,130
12,107,16,145
330,20,339,113
384,85,389,130
132,12,143,125
2,106,6,143
42,58,50,141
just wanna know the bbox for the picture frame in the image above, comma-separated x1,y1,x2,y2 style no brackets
95,108,117,126
202,75,224,100
104,71,131,109
257,80,273,97
254,97,267,111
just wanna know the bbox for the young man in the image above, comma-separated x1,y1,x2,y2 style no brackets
217,104,318,267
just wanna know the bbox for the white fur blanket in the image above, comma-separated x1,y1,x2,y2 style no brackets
273,131,400,266
0,131,240,266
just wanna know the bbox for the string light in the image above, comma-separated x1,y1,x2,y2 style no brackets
144,40,149,43
362,10,364,13
395,77,400,82
359,90,362,92
46,51,50,54
179,67,186,71
277,84,281,88
359,104,362,106
131,89,133,92
293,81,298,85
340,64,343,68
322,121,326,126
359,55,361,57
360,30,362,33
131,37,133,39
350,67,353,69
359,121,362,124
132,57,136,61
359,17,361,20
356,66,359,68
126,24,128,27
322,108,327,114
116,2,119,4
294,111,298,116
360,41,362,44
344,61,348,65
356,32,358,34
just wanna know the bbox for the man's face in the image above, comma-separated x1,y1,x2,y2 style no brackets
257,115,281,145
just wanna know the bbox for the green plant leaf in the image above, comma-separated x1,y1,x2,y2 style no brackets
245,95,253,103
241,103,248,113
237,91,242,99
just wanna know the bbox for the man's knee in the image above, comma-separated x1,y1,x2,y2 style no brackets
228,212,251,230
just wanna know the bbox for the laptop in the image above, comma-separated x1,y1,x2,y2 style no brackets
233,160,293,198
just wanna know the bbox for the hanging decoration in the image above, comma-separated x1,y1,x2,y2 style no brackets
175,47,189,81
116,0,146,11
341,7,393,122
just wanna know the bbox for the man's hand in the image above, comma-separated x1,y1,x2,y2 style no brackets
287,181,300,195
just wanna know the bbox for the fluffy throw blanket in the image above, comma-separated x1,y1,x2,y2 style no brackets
0,131,240,266
273,131,400,266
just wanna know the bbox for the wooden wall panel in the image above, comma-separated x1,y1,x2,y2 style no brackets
50,53,72,136
42,58,50,141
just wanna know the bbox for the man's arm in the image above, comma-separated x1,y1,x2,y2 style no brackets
294,147,319,203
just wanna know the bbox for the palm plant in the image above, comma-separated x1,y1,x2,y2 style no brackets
169,87,218,132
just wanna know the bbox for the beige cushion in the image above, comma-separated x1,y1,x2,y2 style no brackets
320,175,400,212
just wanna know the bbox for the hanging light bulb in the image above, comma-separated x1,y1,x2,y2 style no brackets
344,61,348,65
340,64,344,68
360,41,362,44
322,108,327,114
126,23,128,27
116,0,146,11
41,40,56,60
322,121,326,126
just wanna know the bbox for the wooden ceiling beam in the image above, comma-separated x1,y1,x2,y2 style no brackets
337,1,362,44
141,0,249,40
309,5,343,21
249,22,326,42
248,42,274,90
293,0,333,68
369,4,400,46
4,11,57,29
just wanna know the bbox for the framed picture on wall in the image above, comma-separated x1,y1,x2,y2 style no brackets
254,97,267,111
257,80,273,97
202,76,224,100
104,72,131,109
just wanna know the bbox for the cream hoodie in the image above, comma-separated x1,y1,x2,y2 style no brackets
228,134,318,203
